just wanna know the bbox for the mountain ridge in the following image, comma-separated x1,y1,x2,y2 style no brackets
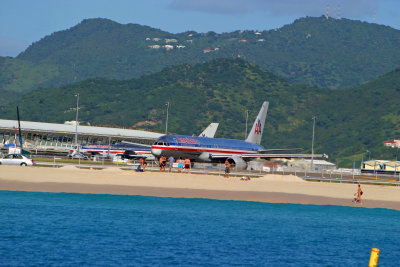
1,58,399,167
1,16,400,104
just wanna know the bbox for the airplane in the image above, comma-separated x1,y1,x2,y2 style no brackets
69,123,220,160
151,101,326,169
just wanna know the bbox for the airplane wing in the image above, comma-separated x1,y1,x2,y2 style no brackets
210,153,328,160
258,148,303,152
241,153,328,159
121,141,152,148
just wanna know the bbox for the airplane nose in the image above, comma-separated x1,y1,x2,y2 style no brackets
151,148,162,156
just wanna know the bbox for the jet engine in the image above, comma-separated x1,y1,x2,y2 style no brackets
229,155,248,170
198,152,212,162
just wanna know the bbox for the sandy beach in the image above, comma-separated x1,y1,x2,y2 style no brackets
0,165,399,210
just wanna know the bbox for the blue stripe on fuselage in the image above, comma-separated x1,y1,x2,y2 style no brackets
153,135,264,152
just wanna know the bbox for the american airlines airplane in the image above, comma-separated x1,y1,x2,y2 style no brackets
70,123,220,160
151,101,326,169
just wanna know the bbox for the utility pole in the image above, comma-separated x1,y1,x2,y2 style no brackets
311,116,316,170
165,102,170,134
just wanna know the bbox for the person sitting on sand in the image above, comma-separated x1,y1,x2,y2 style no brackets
184,157,191,173
224,160,231,178
353,184,363,205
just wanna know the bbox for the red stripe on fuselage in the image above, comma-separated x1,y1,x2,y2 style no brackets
151,146,256,155
84,150,151,155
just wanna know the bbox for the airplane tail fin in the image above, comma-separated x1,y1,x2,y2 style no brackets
245,101,269,145
199,123,219,138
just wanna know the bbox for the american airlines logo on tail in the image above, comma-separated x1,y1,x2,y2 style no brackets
254,119,262,135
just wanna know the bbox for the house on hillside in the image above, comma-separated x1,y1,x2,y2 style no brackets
384,139,400,148
148,45,161,49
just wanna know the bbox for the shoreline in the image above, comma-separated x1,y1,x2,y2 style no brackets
0,166,399,210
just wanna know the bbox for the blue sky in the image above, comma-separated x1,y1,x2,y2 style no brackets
1,0,399,57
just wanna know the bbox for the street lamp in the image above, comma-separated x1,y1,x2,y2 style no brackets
366,150,371,160
311,116,316,170
74,93,80,165
74,93,80,147
165,102,170,134
245,109,249,139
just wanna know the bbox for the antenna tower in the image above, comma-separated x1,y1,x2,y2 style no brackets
373,9,376,23
326,4,330,19
337,4,341,19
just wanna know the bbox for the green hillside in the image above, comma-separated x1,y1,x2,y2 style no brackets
1,58,399,167
1,16,400,103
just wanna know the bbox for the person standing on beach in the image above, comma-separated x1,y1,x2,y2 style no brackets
184,157,191,173
224,160,231,178
159,157,163,171
169,155,175,172
140,158,147,172
354,184,363,205
159,156,166,172
178,157,183,173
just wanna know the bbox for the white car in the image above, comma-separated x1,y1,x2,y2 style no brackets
0,154,34,166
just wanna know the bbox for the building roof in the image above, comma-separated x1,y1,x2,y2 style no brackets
304,159,335,166
0,119,163,140
362,160,400,166
384,161,400,167
384,140,395,144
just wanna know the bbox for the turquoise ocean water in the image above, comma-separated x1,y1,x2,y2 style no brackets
0,190,399,266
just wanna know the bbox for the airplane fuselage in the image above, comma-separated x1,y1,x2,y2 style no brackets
71,144,153,158
151,135,264,162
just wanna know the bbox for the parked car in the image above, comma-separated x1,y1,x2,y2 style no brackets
0,154,34,166
68,152,90,160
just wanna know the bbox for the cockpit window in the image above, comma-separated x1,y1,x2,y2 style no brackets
153,141,170,146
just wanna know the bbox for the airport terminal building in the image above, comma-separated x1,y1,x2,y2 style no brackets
0,119,163,153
